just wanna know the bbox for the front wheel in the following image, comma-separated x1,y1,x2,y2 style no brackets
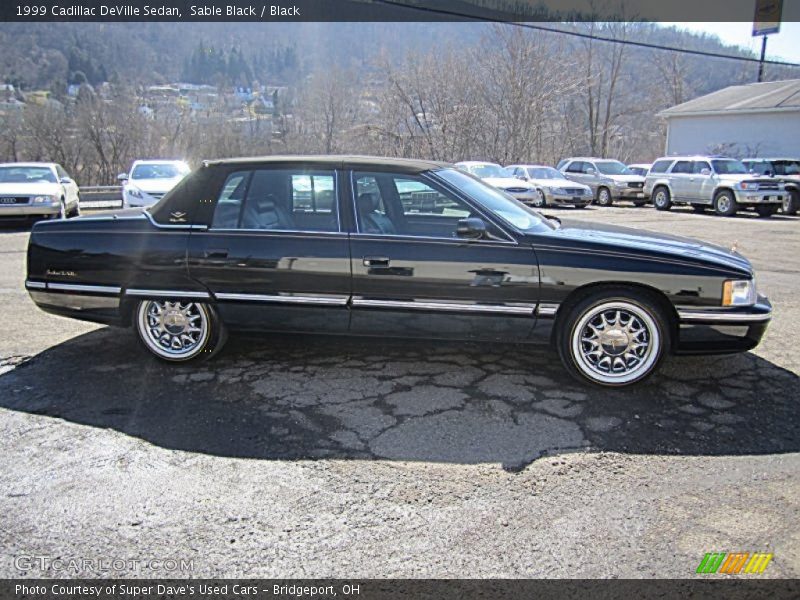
714,190,738,216
532,189,546,208
596,187,613,207
782,190,798,215
135,299,227,362
653,187,672,211
556,291,668,387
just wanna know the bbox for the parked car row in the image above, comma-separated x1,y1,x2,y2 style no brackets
0,159,190,221
455,155,799,219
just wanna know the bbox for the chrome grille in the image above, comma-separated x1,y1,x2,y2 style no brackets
505,187,529,193
628,182,644,189
0,196,30,205
564,188,584,195
755,181,779,191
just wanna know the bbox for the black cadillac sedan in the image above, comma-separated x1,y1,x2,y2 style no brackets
25,156,771,387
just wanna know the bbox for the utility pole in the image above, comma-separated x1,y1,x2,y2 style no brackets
757,34,768,82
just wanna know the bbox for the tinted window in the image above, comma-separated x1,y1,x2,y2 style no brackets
595,161,631,175
0,166,57,183
650,159,673,174
211,169,339,232
712,160,748,175
671,161,692,174
565,161,584,173
692,161,711,174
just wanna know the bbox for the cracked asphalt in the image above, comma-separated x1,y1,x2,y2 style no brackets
0,205,798,578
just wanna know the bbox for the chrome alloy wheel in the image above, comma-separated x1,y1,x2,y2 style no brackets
533,189,546,207
716,195,732,213
571,301,660,385
137,300,209,360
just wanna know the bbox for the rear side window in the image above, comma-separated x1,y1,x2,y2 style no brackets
650,159,673,174
565,161,584,173
670,161,692,174
210,168,339,232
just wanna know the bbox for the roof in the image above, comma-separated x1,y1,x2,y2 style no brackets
660,79,800,118
204,155,450,173
562,157,623,162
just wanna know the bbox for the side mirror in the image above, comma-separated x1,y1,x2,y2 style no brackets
700,168,711,176
59,177,73,185
456,217,487,240
117,173,129,181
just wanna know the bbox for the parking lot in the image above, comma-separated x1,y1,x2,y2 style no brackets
1,205,798,578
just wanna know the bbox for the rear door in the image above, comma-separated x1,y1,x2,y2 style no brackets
668,160,693,200
187,164,351,333
347,170,539,341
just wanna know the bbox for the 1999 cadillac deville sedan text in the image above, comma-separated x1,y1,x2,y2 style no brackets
25,156,772,387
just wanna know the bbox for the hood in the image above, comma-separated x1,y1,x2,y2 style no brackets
602,174,645,184
0,182,62,196
127,177,183,194
553,218,753,276
483,176,533,190
530,178,590,190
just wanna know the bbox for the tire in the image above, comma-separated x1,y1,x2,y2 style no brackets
692,204,706,213
596,187,613,207
652,187,672,211
713,190,738,216
135,299,227,362
556,289,669,387
49,199,67,220
68,197,81,218
755,205,778,218
532,189,546,208
782,189,798,215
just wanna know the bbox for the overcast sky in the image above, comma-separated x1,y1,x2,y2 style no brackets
662,22,800,64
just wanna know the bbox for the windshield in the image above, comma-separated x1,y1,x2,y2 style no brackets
462,163,506,179
529,167,565,180
712,160,748,175
0,166,57,184
131,163,190,180
436,168,554,233
595,161,632,175
773,160,800,176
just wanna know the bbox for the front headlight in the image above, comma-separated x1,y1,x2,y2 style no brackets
737,182,759,191
551,187,567,195
32,195,57,204
613,180,627,188
722,279,756,306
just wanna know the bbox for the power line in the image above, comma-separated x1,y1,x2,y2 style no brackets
373,0,800,68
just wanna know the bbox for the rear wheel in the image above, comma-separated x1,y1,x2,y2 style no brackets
596,187,613,207
782,189,798,215
135,299,226,362
713,190,738,216
556,290,669,387
755,205,778,218
653,187,672,211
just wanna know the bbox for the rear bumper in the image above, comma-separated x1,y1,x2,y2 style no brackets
674,296,772,355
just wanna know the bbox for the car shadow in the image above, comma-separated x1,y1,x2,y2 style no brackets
1,328,797,470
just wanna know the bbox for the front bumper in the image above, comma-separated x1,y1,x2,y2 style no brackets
545,191,593,206
674,295,772,355
733,190,783,205
612,188,648,201
0,202,61,217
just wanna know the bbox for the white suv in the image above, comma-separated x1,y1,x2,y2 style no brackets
644,156,785,217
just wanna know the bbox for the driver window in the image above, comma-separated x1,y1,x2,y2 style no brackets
692,161,711,174
354,172,495,239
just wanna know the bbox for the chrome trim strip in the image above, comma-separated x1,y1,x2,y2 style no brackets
47,283,121,294
677,310,771,323
25,280,47,289
126,289,210,299
536,303,560,317
215,292,348,306
351,298,535,315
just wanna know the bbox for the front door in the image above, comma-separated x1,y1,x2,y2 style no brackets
346,170,539,341
187,165,351,333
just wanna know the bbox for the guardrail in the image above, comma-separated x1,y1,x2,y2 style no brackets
79,186,123,209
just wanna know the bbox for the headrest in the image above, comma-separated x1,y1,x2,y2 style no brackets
357,192,378,213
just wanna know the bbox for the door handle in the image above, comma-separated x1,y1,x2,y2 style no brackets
363,256,390,267
204,248,229,259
